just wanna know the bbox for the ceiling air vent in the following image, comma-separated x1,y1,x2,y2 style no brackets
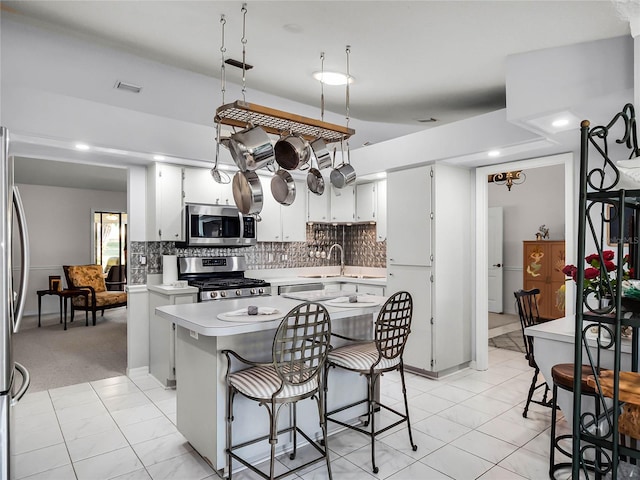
114,81,143,94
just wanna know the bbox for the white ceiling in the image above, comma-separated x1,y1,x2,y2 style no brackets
0,0,633,190
2,0,630,130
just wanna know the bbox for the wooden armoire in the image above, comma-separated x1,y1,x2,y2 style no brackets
522,240,566,319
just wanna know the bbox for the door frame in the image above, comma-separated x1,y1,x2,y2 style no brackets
474,152,575,371
487,206,504,313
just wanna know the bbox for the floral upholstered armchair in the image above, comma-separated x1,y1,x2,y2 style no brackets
63,265,127,325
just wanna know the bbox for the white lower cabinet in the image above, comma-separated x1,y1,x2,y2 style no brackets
356,284,385,296
148,287,197,387
387,265,432,371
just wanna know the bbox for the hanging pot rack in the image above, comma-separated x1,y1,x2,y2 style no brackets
214,100,355,143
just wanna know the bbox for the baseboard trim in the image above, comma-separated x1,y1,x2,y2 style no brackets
127,366,149,377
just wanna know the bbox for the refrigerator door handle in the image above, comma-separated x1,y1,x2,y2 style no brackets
12,186,30,333
10,362,29,406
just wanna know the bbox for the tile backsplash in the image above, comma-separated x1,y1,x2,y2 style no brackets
129,223,386,285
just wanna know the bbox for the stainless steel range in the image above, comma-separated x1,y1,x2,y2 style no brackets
178,256,271,302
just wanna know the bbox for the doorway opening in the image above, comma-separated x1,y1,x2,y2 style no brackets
94,211,127,272
475,152,575,370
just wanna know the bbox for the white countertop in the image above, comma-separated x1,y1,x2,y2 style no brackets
155,293,386,337
525,316,633,354
148,284,199,295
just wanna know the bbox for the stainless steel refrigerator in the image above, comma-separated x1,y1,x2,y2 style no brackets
0,126,30,479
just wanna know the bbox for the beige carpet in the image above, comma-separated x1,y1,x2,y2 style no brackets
13,308,127,393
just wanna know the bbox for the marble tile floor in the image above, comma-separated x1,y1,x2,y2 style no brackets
11,347,577,480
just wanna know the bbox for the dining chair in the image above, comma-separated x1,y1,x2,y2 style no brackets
324,290,416,474
514,288,553,417
223,302,332,480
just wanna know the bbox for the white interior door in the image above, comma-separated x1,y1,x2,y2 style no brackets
488,206,503,313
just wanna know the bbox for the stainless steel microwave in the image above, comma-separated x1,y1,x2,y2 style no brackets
183,203,256,247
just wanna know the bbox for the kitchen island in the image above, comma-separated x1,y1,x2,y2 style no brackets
525,316,634,422
155,294,386,474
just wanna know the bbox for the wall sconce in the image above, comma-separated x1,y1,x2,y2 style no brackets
488,170,526,191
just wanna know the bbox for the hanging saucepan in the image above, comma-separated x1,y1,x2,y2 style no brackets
330,139,356,189
228,126,275,172
307,152,325,196
232,170,263,215
309,137,332,170
271,169,296,206
274,132,311,170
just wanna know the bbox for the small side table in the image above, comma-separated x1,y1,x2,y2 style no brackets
36,289,89,330
36,290,63,328
60,289,89,329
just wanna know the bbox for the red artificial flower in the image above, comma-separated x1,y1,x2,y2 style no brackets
562,265,578,280
604,260,617,272
585,253,600,265
603,250,615,261
584,267,600,280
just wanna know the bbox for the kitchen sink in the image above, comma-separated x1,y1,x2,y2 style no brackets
298,274,341,278
343,274,386,279
299,274,385,279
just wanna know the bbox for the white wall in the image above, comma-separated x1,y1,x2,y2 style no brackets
13,183,126,316
488,163,565,314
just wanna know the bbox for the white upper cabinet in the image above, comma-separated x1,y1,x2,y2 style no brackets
183,167,233,206
256,175,307,242
330,185,355,222
376,179,387,242
387,166,431,266
281,184,307,242
147,163,184,241
307,172,331,222
356,182,377,222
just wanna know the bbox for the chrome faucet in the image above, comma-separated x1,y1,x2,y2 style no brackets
328,243,345,276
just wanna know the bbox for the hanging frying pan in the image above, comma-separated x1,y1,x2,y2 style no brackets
271,169,296,206
232,171,263,215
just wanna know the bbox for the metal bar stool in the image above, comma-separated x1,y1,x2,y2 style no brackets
550,363,605,479
324,290,417,474
223,302,332,480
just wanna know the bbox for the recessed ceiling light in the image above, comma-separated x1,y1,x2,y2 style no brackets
153,155,165,161
525,110,580,134
75,143,90,151
488,150,501,157
312,71,353,86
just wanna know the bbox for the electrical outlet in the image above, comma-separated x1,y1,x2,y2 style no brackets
140,256,147,265
190,330,198,340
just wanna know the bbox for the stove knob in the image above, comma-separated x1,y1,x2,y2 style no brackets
220,291,227,298
250,288,256,295
258,288,264,295
235,289,242,296
209,291,217,299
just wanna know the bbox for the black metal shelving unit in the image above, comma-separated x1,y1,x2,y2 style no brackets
573,103,640,479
